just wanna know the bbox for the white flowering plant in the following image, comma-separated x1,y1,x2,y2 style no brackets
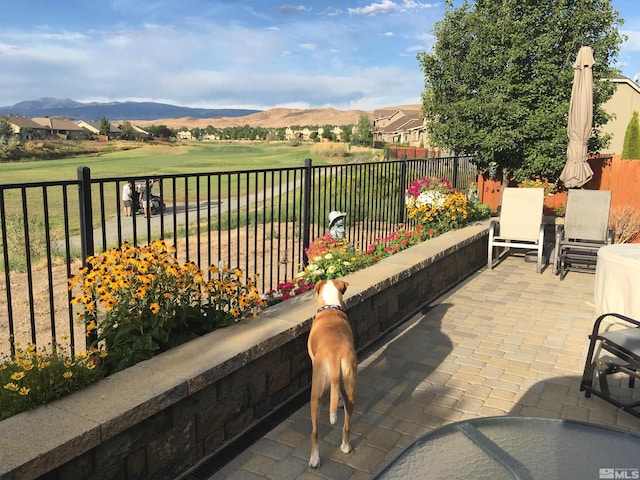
299,233,375,284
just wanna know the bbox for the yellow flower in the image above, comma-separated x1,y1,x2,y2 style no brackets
21,361,34,371
150,303,160,314
63,371,73,379
10,371,26,381
38,361,51,370
3,382,19,392
18,387,30,396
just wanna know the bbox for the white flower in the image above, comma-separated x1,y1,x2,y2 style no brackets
327,266,336,274
324,253,334,260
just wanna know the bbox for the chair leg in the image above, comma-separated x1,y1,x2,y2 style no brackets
488,243,494,270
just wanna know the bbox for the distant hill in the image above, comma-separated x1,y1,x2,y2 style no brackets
0,98,260,121
132,107,377,129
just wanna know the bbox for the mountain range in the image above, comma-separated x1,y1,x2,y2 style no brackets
0,98,260,121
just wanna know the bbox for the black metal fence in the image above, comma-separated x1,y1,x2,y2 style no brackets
0,155,476,357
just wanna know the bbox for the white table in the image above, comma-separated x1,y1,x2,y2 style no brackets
595,244,640,318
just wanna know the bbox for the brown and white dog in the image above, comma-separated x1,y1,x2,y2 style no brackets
307,279,357,468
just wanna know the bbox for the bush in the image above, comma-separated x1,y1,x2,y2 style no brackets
365,225,435,260
310,142,347,157
263,279,314,306
68,240,265,374
299,234,376,284
621,110,640,160
0,342,105,420
405,176,484,235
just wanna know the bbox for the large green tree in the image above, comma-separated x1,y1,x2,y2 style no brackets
417,0,624,182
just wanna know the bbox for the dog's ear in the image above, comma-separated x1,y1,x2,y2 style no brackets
314,280,326,295
336,280,348,294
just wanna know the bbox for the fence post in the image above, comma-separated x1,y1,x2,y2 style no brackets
302,158,312,267
453,153,459,190
397,155,407,225
77,167,94,262
77,167,97,348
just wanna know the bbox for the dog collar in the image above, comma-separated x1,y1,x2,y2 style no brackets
316,305,345,314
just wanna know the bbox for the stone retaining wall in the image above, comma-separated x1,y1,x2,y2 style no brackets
0,221,489,480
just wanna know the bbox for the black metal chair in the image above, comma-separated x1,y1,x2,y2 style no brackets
580,313,640,418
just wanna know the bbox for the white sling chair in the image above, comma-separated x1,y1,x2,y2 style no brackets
488,187,546,273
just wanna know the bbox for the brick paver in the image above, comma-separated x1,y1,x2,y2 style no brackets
207,255,640,479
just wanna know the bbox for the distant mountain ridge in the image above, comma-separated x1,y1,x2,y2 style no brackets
0,98,260,121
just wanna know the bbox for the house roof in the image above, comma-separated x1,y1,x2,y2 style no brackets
373,109,398,119
376,113,423,133
33,117,86,131
1,115,50,130
77,120,122,133
611,75,640,95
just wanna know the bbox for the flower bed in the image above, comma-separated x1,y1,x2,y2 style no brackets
1,177,492,419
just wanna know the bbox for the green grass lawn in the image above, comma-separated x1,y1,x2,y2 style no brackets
0,140,378,270
0,141,332,183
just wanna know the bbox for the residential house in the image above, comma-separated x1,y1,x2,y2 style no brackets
285,126,318,141
119,123,152,140
33,117,88,140
1,115,51,139
317,125,344,141
76,120,122,141
372,108,426,145
599,75,640,154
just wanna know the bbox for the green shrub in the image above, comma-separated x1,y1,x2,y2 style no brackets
69,240,265,374
621,110,640,160
0,342,105,420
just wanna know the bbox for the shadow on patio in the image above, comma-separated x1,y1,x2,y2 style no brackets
187,254,640,480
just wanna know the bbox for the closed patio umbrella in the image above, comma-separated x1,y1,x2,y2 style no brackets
559,46,595,188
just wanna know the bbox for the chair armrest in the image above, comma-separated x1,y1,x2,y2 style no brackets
555,225,565,248
489,220,499,239
590,313,640,340
538,223,545,246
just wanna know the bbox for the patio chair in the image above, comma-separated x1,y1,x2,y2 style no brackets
552,189,613,279
580,313,640,419
488,187,545,274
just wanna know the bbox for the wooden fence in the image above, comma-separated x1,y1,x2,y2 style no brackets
477,154,640,215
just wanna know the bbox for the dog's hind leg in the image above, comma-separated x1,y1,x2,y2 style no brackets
340,359,357,454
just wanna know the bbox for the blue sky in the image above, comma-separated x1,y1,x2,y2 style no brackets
0,0,639,111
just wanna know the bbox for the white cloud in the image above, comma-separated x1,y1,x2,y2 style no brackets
348,0,435,16
278,5,310,14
